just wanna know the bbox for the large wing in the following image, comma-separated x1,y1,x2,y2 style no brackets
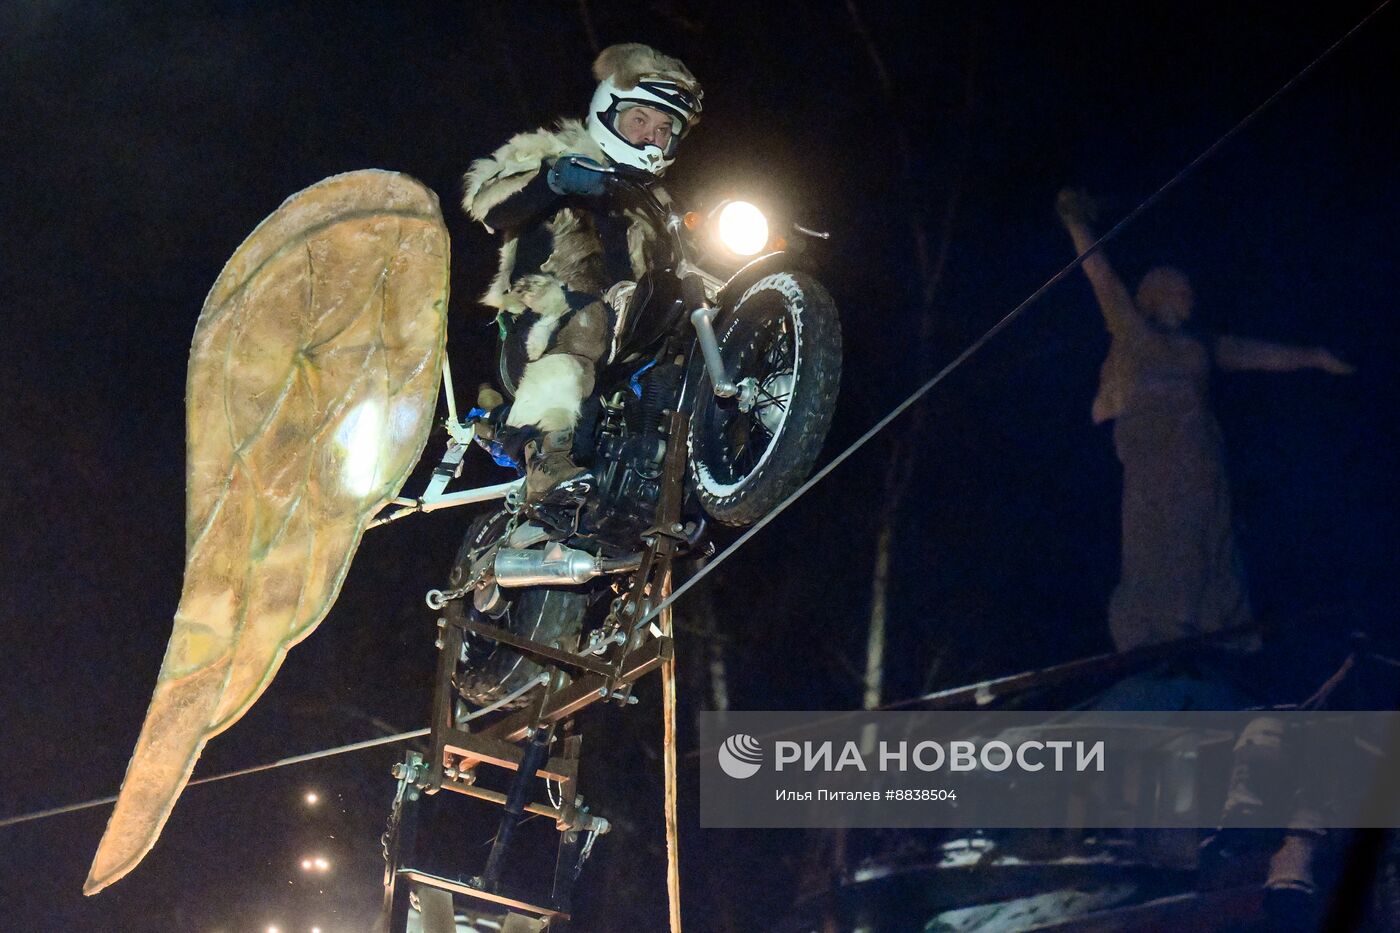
85,170,449,894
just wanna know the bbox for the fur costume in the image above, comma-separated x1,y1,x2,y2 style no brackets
462,118,663,318
462,119,668,432
461,43,693,441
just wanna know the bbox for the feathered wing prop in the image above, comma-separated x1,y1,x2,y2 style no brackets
85,170,449,894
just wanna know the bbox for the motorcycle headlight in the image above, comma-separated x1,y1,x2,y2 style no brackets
715,200,769,257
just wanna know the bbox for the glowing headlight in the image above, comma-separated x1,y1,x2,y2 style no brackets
716,201,769,256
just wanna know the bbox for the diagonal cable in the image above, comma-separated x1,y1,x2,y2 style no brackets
0,0,1389,836
0,728,429,829
637,0,1392,631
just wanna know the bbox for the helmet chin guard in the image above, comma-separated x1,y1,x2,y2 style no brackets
586,74,703,174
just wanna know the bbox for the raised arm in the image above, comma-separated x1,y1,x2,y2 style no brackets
1212,335,1355,374
1055,189,1143,336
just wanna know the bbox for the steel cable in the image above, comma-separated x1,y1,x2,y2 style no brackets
0,0,1388,834
636,0,1391,631
0,728,429,829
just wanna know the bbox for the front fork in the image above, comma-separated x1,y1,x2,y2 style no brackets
682,271,756,409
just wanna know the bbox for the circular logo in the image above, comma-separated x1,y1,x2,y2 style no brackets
718,733,763,779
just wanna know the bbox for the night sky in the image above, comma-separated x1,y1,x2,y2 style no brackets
2,2,1397,930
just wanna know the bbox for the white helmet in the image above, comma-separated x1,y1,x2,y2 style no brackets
585,43,702,175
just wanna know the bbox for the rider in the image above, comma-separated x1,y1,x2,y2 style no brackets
462,43,703,504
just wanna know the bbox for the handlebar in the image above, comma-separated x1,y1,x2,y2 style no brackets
596,164,670,222
680,273,708,312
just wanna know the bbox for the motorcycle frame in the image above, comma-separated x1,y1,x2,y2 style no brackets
368,189,799,532
380,414,688,930
376,178,823,928
368,351,522,529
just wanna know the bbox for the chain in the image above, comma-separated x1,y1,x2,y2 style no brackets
424,514,519,609
425,555,493,609
380,770,409,884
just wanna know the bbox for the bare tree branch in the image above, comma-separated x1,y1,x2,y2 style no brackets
848,3,979,710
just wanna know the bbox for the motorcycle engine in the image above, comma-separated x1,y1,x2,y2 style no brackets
574,361,683,548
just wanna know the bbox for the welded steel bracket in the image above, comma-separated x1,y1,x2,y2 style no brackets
380,401,691,931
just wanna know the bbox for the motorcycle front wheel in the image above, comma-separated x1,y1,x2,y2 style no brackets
688,270,842,526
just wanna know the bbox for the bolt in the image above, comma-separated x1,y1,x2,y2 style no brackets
391,763,404,780
437,617,447,628
434,637,444,649
670,522,685,534
445,767,458,780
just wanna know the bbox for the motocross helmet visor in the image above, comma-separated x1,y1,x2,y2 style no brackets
587,75,702,174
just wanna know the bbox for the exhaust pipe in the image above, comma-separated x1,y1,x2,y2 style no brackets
494,543,641,587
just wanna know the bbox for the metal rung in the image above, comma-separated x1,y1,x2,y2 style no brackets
455,616,617,677
483,638,673,743
438,778,562,821
399,869,569,921
442,730,576,782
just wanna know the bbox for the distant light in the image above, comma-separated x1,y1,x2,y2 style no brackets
313,857,331,871
311,928,322,933
267,927,280,933
304,791,319,805
301,858,313,870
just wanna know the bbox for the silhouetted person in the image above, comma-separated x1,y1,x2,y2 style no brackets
1056,189,1353,653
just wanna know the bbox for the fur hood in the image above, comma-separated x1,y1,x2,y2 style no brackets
592,43,699,94
462,119,663,314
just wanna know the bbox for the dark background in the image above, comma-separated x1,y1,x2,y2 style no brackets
1,1,1396,929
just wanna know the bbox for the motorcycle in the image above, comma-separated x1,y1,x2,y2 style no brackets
388,164,844,716
87,161,838,915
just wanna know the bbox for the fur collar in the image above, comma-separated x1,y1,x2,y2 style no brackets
462,119,606,223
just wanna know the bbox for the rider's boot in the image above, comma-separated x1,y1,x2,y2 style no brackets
523,429,593,506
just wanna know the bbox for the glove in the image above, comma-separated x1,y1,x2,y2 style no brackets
547,154,609,197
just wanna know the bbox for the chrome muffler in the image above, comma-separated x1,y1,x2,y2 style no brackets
493,543,641,587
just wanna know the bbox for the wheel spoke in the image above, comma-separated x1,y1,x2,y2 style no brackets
756,386,789,411
706,308,806,484
739,424,765,471
764,337,790,368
